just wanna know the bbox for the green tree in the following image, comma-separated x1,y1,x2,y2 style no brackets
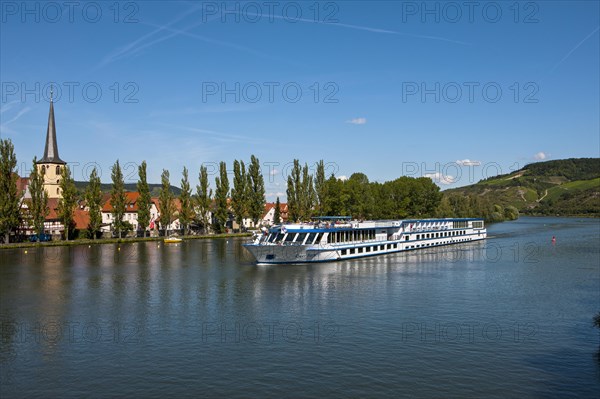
179,166,194,235
28,157,48,241
213,161,229,234
287,160,315,221
159,169,175,236
410,177,441,217
347,173,372,219
110,160,127,238
436,195,454,218
274,197,281,225
314,160,325,215
136,161,151,237
300,163,315,220
85,167,103,239
231,160,248,231
0,139,22,243
196,165,212,234
504,205,519,220
247,155,266,227
322,173,348,217
57,165,77,240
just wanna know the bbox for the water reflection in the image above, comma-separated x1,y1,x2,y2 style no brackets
1,218,598,397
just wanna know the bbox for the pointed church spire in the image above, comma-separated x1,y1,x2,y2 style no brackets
38,86,65,164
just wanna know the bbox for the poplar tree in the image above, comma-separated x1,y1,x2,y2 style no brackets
314,160,325,215
57,165,77,240
137,161,151,237
110,160,127,238
196,165,212,234
231,160,248,231
287,160,300,222
0,139,22,243
247,155,265,227
213,161,229,234
85,167,102,239
274,197,281,225
300,163,315,220
159,169,175,236
28,157,48,241
286,160,314,222
179,166,194,235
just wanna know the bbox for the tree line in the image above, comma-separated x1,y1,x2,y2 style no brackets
0,138,268,243
1,137,513,244
287,160,517,223
289,160,442,221
86,155,267,238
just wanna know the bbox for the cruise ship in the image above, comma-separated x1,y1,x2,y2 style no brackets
243,216,487,265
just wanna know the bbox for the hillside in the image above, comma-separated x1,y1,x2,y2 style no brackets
74,181,181,197
445,158,600,217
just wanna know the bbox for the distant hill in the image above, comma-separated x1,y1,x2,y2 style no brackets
74,181,181,197
446,158,600,217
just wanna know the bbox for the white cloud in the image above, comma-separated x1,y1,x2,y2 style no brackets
338,175,349,181
424,172,455,185
456,159,481,166
534,152,547,160
346,117,367,125
0,105,31,135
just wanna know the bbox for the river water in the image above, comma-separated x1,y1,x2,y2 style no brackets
1,217,598,398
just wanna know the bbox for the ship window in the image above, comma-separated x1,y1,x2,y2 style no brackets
358,247,363,253
295,233,307,243
366,247,370,253
350,248,355,254
341,249,347,255
306,232,316,245
405,236,409,241
284,233,296,242
275,233,285,242
316,233,324,244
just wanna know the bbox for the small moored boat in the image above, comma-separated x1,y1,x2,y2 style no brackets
164,236,183,244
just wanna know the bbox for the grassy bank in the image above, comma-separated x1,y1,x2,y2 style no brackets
0,232,253,250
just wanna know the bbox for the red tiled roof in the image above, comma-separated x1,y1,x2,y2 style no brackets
102,192,149,212
263,202,288,221
152,197,182,213
73,207,90,230
46,198,59,220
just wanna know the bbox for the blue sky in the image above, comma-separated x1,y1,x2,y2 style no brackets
1,1,598,200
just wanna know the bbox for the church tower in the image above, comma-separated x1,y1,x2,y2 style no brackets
36,88,66,199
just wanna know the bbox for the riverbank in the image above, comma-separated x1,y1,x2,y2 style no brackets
0,232,253,250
